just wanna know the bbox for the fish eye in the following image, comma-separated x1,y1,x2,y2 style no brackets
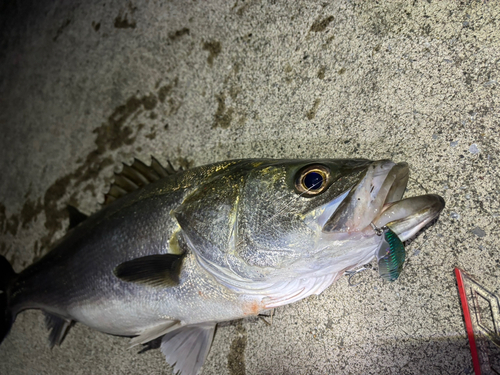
295,165,330,196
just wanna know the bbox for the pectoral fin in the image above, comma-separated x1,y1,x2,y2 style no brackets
113,254,184,287
161,323,216,375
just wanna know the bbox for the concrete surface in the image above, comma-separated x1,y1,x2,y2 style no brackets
0,0,499,374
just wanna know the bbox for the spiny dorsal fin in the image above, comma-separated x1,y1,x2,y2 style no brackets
44,313,73,348
67,205,89,229
104,157,179,205
113,253,184,287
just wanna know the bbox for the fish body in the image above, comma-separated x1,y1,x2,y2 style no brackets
0,158,444,374
11,160,254,334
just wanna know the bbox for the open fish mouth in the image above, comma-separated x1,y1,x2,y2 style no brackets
322,160,445,241
373,194,445,241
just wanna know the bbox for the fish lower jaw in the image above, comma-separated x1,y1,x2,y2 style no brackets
371,194,445,241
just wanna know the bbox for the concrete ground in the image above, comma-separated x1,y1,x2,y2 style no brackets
0,0,499,374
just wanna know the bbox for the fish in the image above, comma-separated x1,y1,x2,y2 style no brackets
0,158,444,374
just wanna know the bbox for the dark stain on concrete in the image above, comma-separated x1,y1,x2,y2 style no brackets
317,66,326,79
95,97,141,152
20,198,43,229
92,21,101,32
232,0,251,16
114,14,136,29
306,99,321,120
128,2,138,13
6,215,19,236
145,130,156,140
421,23,431,36
167,97,182,116
0,203,19,236
1,199,42,237
0,204,5,234
227,320,247,375
169,27,190,41
229,85,240,100
32,153,114,259
310,16,334,32
213,93,233,129
94,94,157,152
141,94,158,111
321,35,335,50
1,92,151,256
0,83,175,259
284,64,294,84
338,67,346,75
158,84,173,103
236,4,250,17
158,78,178,103
359,3,406,37
41,174,73,244
53,19,71,42
237,114,247,128
203,41,222,67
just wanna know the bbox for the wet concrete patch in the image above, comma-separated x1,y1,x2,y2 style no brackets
114,16,136,29
306,99,321,120
169,28,190,41
310,15,334,32
203,41,222,67
227,321,247,375
0,90,163,259
213,93,233,129
114,4,137,29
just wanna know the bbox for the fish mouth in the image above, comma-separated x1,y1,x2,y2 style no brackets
322,160,445,241
373,194,445,241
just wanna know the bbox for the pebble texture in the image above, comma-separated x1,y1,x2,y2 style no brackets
0,1,499,374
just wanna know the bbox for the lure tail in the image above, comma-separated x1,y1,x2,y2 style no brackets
0,254,16,344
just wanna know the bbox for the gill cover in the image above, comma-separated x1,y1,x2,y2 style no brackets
173,159,373,279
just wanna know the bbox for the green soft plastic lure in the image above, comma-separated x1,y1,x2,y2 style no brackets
376,227,406,282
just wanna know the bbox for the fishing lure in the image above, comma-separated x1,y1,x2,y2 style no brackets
372,224,406,282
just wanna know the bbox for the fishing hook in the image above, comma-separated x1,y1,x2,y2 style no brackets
344,265,372,287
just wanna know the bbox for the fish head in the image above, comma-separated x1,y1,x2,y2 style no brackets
175,159,444,292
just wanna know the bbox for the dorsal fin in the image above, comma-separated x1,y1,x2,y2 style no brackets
104,157,179,205
67,205,89,229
